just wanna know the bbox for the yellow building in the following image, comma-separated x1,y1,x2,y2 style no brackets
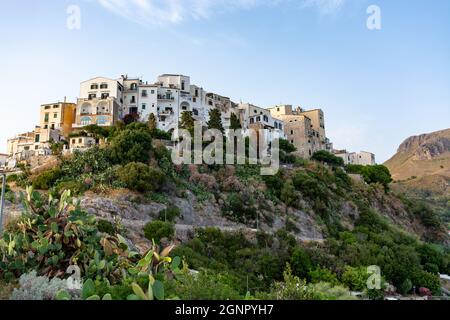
39,101,76,137
268,105,332,158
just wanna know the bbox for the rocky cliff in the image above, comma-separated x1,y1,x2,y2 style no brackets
385,128,450,182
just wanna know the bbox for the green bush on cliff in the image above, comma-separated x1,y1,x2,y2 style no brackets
117,162,165,193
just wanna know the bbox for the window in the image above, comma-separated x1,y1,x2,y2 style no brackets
131,83,137,90
254,110,257,114
44,106,51,110
277,108,280,112
79,138,82,143
97,116,108,125
208,101,213,106
181,81,185,91
91,84,98,90
151,90,155,94
54,113,58,118
279,124,283,130
53,105,59,109
100,93,109,99
51,124,55,129
193,97,197,103
141,90,147,97
44,113,49,122
291,140,294,144
35,146,38,150
263,115,269,122
44,125,48,129
35,134,40,143
290,130,294,135
256,116,261,122
88,93,96,100
100,83,108,89
80,117,92,126
72,139,75,144
250,118,255,124
131,96,136,103
142,104,146,110
195,89,198,97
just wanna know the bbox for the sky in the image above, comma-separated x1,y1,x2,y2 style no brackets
0,0,449,162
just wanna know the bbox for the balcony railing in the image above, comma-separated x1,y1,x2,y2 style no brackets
158,95,175,101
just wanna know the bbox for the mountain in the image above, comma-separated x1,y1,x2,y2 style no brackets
385,128,450,192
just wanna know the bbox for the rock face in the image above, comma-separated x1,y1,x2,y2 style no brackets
385,128,450,181
77,190,324,252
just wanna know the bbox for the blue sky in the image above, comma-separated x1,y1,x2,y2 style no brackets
0,0,449,162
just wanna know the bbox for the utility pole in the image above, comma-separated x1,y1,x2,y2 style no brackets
0,172,6,235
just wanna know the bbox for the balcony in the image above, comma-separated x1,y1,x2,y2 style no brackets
158,95,175,101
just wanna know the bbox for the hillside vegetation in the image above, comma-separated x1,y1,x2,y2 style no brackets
1,120,449,300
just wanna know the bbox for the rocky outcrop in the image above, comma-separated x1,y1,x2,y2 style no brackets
385,128,450,181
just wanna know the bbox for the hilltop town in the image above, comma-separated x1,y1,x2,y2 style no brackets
1,74,449,302
3,74,375,166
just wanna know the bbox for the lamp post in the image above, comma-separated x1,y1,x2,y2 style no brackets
0,172,6,234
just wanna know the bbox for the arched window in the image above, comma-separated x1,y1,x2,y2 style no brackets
80,117,92,126
96,116,108,125
80,102,93,115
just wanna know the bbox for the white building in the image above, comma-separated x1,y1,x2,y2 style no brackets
0,153,7,167
334,150,376,166
75,76,124,128
68,136,97,152
238,103,286,143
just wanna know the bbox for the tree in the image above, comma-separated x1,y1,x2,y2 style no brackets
279,139,297,154
360,165,392,191
207,108,224,134
179,111,195,135
311,151,344,167
123,113,140,125
109,128,152,164
229,112,242,130
147,113,157,132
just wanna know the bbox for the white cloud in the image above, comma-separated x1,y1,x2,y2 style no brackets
302,0,346,14
96,0,345,26
96,0,281,26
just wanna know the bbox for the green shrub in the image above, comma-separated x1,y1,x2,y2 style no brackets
97,219,115,235
109,128,152,165
55,180,86,195
290,247,312,280
32,168,63,190
308,267,339,285
158,207,181,222
143,220,174,243
169,271,242,300
62,147,111,177
222,192,257,224
311,151,344,167
360,165,392,191
411,269,441,295
117,162,165,193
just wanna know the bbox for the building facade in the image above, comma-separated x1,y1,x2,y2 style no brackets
39,102,76,137
268,105,332,158
334,150,376,166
